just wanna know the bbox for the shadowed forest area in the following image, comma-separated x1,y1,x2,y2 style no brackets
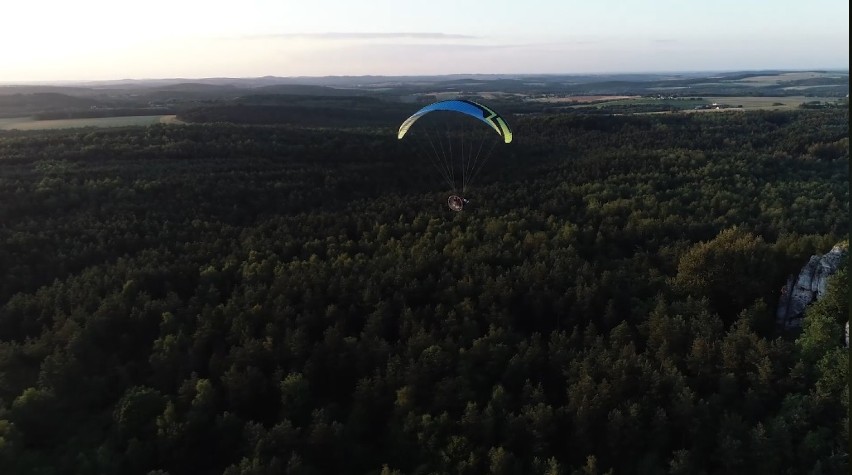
0,107,848,474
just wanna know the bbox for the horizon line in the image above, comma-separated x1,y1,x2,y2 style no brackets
1,67,849,87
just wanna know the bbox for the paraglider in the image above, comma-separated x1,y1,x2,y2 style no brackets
447,195,469,212
397,99,512,211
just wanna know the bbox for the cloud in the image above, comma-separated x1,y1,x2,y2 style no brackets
241,32,479,40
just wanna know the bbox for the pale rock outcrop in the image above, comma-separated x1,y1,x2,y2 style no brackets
776,243,847,330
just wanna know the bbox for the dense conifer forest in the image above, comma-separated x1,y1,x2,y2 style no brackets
0,108,848,474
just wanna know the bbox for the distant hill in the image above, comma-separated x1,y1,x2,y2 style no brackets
1,70,846,120
0,92,102,118
177,95,411,127
0,86,99,96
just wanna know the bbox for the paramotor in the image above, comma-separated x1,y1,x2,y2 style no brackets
397,99,512,211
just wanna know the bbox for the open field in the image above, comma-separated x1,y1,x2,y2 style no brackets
528,95,639,103
565,95,844,112
698,95,843,110
0,115,182,130
672,72,848,89
736,71,848,85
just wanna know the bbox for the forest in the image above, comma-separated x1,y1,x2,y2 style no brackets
0,106,848,474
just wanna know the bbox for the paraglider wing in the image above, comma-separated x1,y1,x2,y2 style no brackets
397,99,513,144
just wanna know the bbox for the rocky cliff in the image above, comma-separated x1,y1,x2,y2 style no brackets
776,243,847,330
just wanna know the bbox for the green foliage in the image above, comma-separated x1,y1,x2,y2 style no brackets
0,108,847,474
673,227,779,319
797,266,848,363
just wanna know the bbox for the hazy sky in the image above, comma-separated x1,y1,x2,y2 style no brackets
2,0,848,82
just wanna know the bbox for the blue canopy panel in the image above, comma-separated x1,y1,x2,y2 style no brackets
397,99,513,144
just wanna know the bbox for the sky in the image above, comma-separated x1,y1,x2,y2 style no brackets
1,0,848,82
